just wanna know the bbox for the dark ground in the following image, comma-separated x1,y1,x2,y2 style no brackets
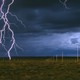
0,57,80,80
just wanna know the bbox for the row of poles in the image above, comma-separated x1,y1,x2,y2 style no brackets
55,46,79,62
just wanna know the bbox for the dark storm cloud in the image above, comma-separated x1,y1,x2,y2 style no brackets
0,0,80,57
11,0,80,9
71,38,79,44
2,0,80,33
10,8,80,33
11,0,57,9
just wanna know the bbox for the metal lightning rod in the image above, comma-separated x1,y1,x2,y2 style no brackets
62,51,63,62
77,45,79,62
56,55,58,62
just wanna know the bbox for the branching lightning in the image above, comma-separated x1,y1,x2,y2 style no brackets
0,0,25,60
59,0,69,9
0,0,71,60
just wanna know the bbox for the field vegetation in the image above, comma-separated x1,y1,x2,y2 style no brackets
0,57,80,80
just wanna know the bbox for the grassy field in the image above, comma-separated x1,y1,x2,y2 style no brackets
0,57,80,80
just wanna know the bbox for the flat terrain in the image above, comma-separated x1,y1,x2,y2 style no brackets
0,57,80,80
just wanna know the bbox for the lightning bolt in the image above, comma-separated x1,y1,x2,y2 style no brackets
59,0,69,9
0,0,25,60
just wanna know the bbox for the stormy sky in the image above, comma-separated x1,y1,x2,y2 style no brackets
0,0,80,57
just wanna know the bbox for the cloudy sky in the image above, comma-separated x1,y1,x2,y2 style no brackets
0,0,80,57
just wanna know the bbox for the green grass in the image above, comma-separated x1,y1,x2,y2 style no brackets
0,57,80,80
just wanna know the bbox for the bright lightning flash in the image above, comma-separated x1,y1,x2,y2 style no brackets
0,0,24,60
